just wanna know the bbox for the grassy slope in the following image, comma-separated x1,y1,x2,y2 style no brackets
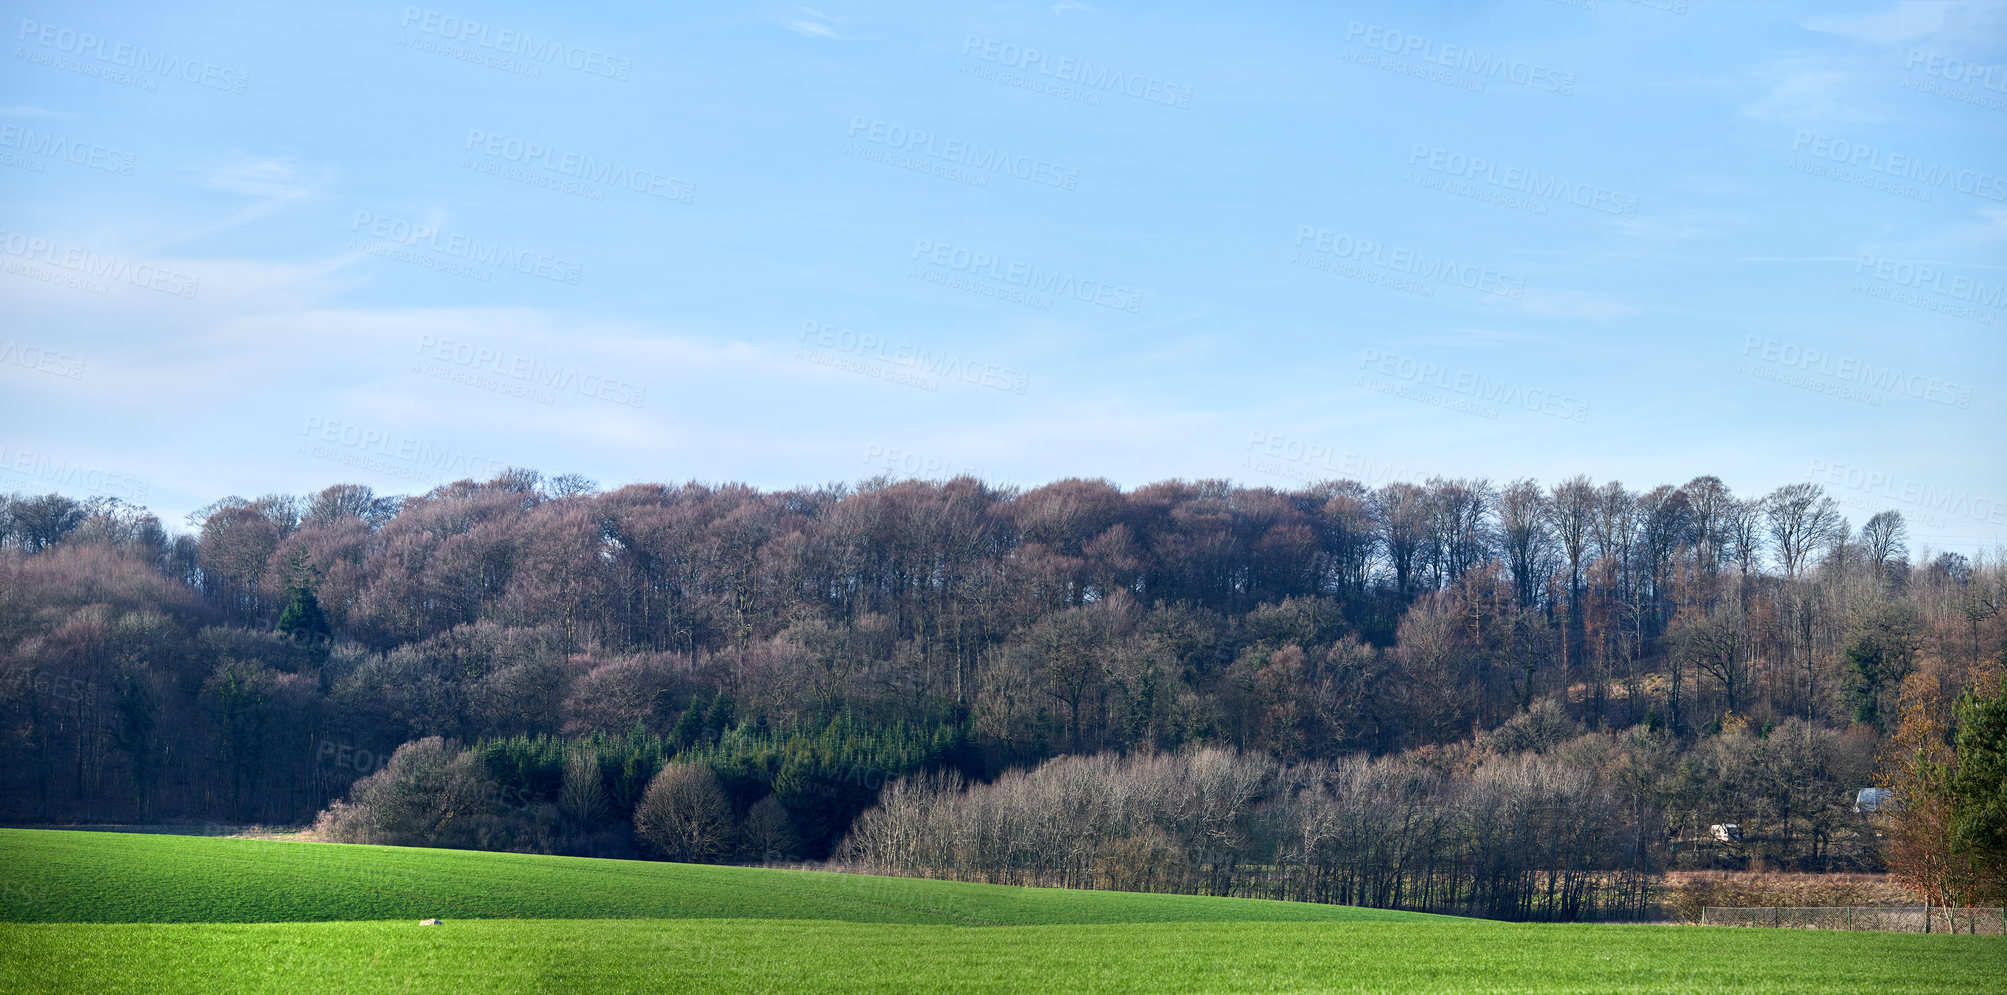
4,920,2002,994
0,829,1431,925
2,830,2000,994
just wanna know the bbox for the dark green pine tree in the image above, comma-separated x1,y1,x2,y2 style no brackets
704,693,736,742
672,692,710,750
275,548,331,643
1951,679,2007,902
276,583,329,642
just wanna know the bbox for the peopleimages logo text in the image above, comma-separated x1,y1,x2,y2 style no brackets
0,124,134,175
1810,458,2006,527
1343,21,1574,94
353,212,582,285
800,321,1029,395
300,416,509,480
1294,227,1525,300
464,130,694,202
1856,254,2005,310
415,336,646,408
401,7,631,80
1791,132,2006,201
911,239,1141,312
1358,348,1588,423
1408,145,1636,218
849,118,1078,191
0,229,199,298
0,339,86,379
959,36,1192,108
0,446,147,502
17,19,249,94
1740,336,1972,409
1906,50,2007,92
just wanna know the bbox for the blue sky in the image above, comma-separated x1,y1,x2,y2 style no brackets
1,0,2002,553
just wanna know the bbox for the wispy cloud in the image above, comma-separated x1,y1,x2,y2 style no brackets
0,105,73,119
1981,207,2007,239
144,155,329,253
1614,211,1739,245
1803,0,2007,47
1730,256,1867,264
1516,292,1640,322
783,6,866,41
1741,57,1881,124
202,155,325,200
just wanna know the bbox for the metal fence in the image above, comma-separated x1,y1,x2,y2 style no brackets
1702,906,2007,934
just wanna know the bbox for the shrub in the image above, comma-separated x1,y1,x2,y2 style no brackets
634,762,734,862
738,795,801,861
312,736,552,851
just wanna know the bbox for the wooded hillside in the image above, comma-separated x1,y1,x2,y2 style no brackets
2,470,2000,916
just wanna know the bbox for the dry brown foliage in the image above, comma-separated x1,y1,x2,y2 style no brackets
1662,870,1918,922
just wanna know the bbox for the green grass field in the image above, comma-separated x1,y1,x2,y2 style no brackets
0,829,1428,926
2,829,2000,993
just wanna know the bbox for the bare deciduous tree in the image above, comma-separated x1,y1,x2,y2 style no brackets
1548,476,1597,688
1862,510,1909,576
560,745,609,833
1672,609,1745,723
1679,476,1732,575
635,762,734,862
1496,479,1552,610
1727,497,1766,579
1373,482,1429,596
1763,483,1844,579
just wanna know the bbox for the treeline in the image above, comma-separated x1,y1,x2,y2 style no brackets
0,469,2002,913
839,743,1657,921
311,715,963,860
832,707,1908,919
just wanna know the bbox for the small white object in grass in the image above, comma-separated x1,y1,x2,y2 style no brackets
419,918,442,925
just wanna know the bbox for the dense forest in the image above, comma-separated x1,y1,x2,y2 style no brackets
2,470,2002,919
